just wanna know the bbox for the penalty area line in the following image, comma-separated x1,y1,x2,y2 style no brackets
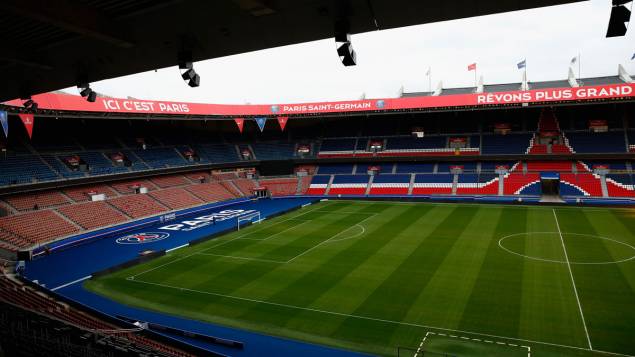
417,332,530,357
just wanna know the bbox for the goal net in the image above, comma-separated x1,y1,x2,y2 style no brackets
237,211,262,230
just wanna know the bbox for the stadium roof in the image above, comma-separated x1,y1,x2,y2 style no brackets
401,75,628,97
2,76,634,119
2,0,584,102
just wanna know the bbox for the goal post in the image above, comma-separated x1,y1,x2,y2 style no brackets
237,211,262,230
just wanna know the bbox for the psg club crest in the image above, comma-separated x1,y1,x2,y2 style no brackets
375,100,385,109
270,105,279,113
116,232,170,245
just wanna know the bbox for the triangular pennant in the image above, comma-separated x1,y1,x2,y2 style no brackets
18,113,34,139
234,118,245,133
255,117,267,132
277,116,288,131
0,111,7,138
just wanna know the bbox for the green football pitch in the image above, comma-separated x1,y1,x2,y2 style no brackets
86,200,635,356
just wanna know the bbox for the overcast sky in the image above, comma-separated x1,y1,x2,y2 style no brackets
63,0,634,105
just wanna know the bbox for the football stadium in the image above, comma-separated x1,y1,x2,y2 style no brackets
1,1,635,356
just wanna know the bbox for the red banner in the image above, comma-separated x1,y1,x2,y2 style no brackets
3,83,635,118
277,116,288,131
234,118,244,133
18,113,34,139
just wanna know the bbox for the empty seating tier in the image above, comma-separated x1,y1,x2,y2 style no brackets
329,175,369,195
107,195,168,218
150,174,189,188
565,131,626,153
412,174,453,195
306,175,330,195
63,184,117,202
57,201,129,230
259,178,299,196
503,173,540,195
560,173,603,197
149,188,203,209
4,191,70,212
369,174,410,195
526,161,572,172
110,179,157,194
186,183,237,202
232,179,257,196
0,210,79,246
481,133,533,155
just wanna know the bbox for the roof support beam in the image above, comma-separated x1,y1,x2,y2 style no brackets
3,0,134,48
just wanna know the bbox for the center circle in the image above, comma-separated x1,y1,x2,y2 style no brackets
498,232,635,265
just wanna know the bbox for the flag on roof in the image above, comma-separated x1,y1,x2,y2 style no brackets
631,52,635,60
426,67,431,76
467,63,476,71
517,59,526,69
570,56,578,65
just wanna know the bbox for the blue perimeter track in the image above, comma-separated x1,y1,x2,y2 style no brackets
23,196,370,357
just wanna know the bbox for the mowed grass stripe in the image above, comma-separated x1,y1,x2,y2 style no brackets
378,206,504,352
518,209,587,347
333,206,480,346
182,205,375,294
137,205,340,286
401,206,504,331
230,203,403,325
557,209,635,354
278,205,453,342
125,201,334,280
85,203,635,357
458,207,527,336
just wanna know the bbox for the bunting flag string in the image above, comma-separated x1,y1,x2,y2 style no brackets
277,116,288,131
18,113,34,139
0,111,7,138
234,118,245,133
255,117,267,132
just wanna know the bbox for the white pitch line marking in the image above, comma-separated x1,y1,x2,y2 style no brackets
285,213,378,263
126,278,635,357
423,332,531,357
553,209,593,350
130,203,326,279
51,275,92,291
235,220,311,242
195,253,287,264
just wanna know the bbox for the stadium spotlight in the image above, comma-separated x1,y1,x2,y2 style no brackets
334,19,357,66
23,98,38,111
78,83,97,102
79,87,91,97
606,0,632,37
178,51,200,87
180,68,200,87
